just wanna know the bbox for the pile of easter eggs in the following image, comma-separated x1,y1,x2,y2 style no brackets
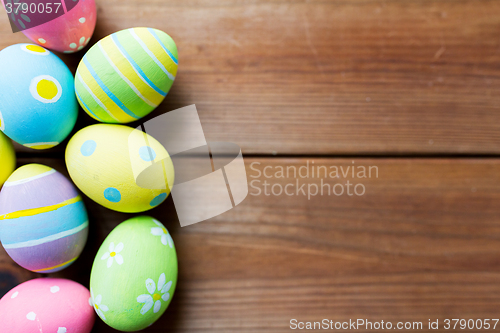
0,4,179,332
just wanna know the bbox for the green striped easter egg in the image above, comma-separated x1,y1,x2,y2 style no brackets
75,27,178,123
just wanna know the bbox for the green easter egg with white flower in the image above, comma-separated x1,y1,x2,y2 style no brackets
89,216,177,331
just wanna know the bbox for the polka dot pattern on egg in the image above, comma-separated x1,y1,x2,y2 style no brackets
0,44,78,149
66,124,174,213
139,146,156,161
81,140,97,156
22,44,50,55
150,193,167,207
104,188,122,203
18,0,96,54
0,278,95,332
29,75,62,104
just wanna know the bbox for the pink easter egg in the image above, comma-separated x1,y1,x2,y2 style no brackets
0,278,95,332
20,0,97,54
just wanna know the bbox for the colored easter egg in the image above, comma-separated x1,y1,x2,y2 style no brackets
0,164,88,273
0,278,95,332
90,216,177,331
65,124,174,213
19,0,97,53
74,27,178,123
0,44,78,150
0,131,15,187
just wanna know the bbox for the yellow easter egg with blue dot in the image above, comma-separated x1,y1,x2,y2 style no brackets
74,27,178,124
0,132,15,187
65,124,175,213
0,44,78,149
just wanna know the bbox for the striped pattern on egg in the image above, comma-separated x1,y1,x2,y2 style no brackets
75,27,178,123
0,164,88,273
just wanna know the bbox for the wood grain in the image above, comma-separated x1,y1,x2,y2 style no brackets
2,0,500,154
1,0,500,332
1,157,500,332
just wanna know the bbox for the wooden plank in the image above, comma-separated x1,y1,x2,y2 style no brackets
2,1,500,154
1,157,500,331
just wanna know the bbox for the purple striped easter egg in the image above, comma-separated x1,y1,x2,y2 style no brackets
0,163,88,273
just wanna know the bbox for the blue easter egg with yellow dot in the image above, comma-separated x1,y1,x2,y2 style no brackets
0,44,78,149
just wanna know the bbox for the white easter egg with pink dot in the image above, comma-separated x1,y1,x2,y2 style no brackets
0,278,95,332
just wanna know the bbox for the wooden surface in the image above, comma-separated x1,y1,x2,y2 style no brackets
3,0,500,155
2,158,500,332
1,0,500,332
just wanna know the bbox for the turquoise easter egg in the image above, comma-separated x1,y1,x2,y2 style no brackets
90,216,177,331
0,44,78,149
0,164,88,273
74,27,178,123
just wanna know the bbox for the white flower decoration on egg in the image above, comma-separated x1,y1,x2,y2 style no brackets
90,288,109,321
137,273,172,315
101,242,124,268
151,220,174,248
